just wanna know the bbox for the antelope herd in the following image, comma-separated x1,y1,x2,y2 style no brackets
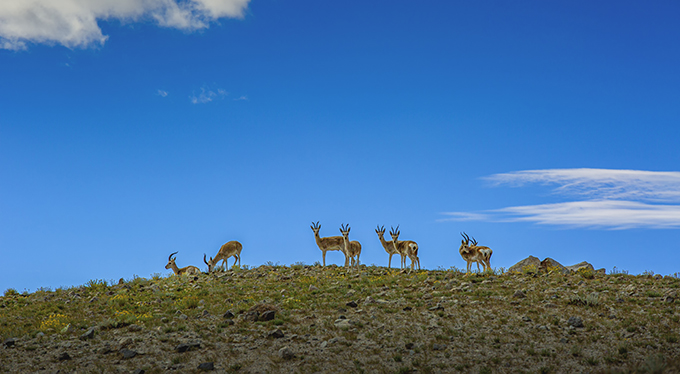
164,222,493,275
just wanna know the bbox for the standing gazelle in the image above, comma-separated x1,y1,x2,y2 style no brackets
311,221,346,266
389,225,420,272
376,225,401,269
204,240,242,272
459,232,492,273
165,252,201,276
339,224,362,268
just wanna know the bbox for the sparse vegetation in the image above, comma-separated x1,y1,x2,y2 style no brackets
1,265,679,372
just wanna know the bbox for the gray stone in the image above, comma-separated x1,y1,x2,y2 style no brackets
3,338,16,347
121,348,138,359
279,346,294,360
334,319,352,329
223,310,235,319
432,343,446,350
260,310,276,321
364,296,376,304
308,285,319,291
346,301,358,308
243,311,259,322
540,258,569,274
175,342,201,353
567,316,584,328
79,328,96,340
58,352,71,361
513,290,526,298
508,256,541,273
565,262,594,273
132,370,145,374
198,362,215,371
269,329,284,339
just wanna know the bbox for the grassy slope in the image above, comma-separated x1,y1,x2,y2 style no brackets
1,265,679,373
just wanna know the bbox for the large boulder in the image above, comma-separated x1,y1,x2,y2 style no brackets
508,256,541,273
540,258,569,274
565,261,594,273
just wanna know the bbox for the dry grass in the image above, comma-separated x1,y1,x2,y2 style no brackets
1,265,679,373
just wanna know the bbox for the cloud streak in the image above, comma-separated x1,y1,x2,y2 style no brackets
189,86,227,104
0,0,250,50
443,168,680,229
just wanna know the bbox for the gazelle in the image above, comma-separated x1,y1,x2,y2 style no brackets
389,225,420,272
375,225,401,269
459,232,492,273
311,221,347,266
204,240,242,272
339,224,362,268
165,252,201,276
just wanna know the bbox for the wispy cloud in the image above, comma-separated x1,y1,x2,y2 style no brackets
0,0,250,50
189,86,227,104
233,95,248,101
157,89,169,97
443,168,680,229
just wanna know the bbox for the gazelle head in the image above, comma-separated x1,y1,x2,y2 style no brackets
165,251,179,270
389,225,400,242
375,225,386,239
339,223,351,238
203,253,214,272
310,221,321,236
460,232,472,253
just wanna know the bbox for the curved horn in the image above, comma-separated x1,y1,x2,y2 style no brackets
203,253,209,266
169,251,178,261
471,236,478,246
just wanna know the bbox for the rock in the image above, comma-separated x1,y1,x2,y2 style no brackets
405,342,414,349
132,370,145,374
279,346,295,360
508,256,541,273
128,324,142,332
432,343,446,351
79,328,96,340
3,338,16,348
346,301,358,308
403,306,412,311
540,258,569,274
364,296,376,304
260,310,276,321
58,352,71,361
334,319,352,329
567,316,584,328
269,329,284,339
175,342,201,353
513,290,526,299
521,316,532,322
320,341,328,348
308,285,319,291
565,262,594,273
223,310,235,319
595,268,606,274
243,311,259,322
198,362,215,371
119,337,133,348
429,304,444,311
121,348,138,359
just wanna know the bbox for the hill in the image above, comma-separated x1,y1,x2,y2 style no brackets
1,265,679,373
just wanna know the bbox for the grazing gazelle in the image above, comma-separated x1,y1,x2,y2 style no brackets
389,225,420,272
339,224,362,268
204,240,242,272
459,232,492,273
375,225,401,269
165,252,201,276
311,221,346,266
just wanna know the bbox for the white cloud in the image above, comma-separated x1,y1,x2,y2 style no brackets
485,168,680,202
233,95,247,101
0,0,250,50
495,200,680,229
189,86,227,104
444,168,680,229
157,89,168,97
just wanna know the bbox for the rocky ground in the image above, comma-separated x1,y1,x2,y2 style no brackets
1,264,679,373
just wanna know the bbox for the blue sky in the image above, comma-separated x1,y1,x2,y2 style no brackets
1,0,679,292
